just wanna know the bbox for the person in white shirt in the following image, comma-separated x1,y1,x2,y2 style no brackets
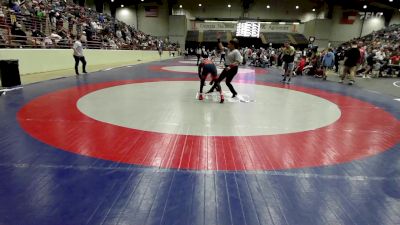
72,35,87,75
80,31,87,46
207,38,243,98
220,47,226,64
50,32,62,44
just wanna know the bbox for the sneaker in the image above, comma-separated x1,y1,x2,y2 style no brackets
348,80,354,85
220,98,224,103
322,76,327,80
339,80,344,83
232,94,237,98
199,94,203,100
83,71,88,74
281,79,286,83
286,79,291,84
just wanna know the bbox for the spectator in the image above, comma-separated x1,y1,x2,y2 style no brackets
340,42,360,85
321,48,335,80
390,52,400,65
11,23,27,46
72,34,87,75
50,30,62,44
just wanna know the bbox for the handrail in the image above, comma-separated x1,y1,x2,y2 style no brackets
0,34,178,51
0,4,178,51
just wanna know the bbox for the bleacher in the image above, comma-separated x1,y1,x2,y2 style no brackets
0,0,177,50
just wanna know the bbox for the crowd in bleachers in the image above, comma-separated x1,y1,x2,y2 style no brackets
337,24,400,78
291,24,400,79
190,24,400,80
0,0,179,50
240,23,400,79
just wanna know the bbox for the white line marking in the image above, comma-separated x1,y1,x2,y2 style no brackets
393,81,400,87
104,68,113,71
394,98,400,102
0,86,23,95
0,86,23,92
366,90,381,94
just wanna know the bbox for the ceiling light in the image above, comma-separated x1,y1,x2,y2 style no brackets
279,22,286,24
228,4,231,8
198,3,202,6
312,8,315,12
179,4,182,8
141,0,144,1
295,5,299,9
121,4,124,7
389,0,393,2
266,5,270,8
293,22,300,25
363,5,367,9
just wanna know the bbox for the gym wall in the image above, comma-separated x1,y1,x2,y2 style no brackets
0,49,177,75
85,0,399,49
116,7,138,29
390,11,400,25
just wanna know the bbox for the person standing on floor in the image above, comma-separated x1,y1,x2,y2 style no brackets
334,47,343,73
281,42,296,84
220,47,226,64
207,38,242,99
321,48,335,80
340,42,360,85
72,34,87,75
157,41,163,60
196,46,202,65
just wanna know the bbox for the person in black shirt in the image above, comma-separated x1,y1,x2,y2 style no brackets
11,23,27,46
334,47,343,73
363,49,375,78
340,42,360,85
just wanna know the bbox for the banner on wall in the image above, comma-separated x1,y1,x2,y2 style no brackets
340,11,385,24
359,12,384,20
340,11,358,24
145,6,158,17
190,22,303,33
191,22,236,31
260,24,301,33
